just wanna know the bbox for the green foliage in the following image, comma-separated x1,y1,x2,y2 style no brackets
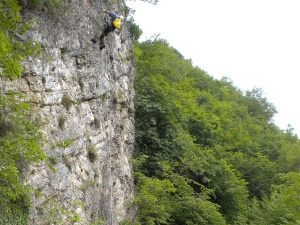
88,145,97,163
128,17,143,41
79,180,96,191
58,116,66,129
120,219,141,225
245,88,277,122
90,218,105,225
50,139,73,150
41,199,82,224
248,172,300,225
171,196,227,225
0,92,45,224
0,1,46,223
61,95,73,111
133,172,176,225
133,39,300,224
0,0,41,80
31,0,69,18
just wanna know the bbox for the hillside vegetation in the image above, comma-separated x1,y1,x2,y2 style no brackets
130,39,300,225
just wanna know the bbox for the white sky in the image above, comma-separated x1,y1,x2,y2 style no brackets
126,0,300,136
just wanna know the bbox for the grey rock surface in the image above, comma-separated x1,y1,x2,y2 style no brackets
0,0,135,224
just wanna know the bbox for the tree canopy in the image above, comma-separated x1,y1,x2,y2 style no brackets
129,39,300,225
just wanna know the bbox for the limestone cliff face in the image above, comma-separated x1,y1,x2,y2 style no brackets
0,0,135,224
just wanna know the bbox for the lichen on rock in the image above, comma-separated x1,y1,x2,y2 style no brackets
1,0,135,224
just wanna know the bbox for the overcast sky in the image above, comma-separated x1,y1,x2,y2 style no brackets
126,0,300,136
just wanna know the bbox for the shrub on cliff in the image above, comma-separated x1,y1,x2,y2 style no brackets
0,0,45,223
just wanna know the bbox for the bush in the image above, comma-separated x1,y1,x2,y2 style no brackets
0,92,45,223
88,146,97,163
61,96,73,111
128,17,143,42
0,0,41,80
0,2,44,222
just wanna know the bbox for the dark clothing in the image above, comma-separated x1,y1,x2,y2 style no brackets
100,23,116,39
99,22,115,50
99,12,119,50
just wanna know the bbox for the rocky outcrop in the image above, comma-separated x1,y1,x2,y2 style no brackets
0,0,135,224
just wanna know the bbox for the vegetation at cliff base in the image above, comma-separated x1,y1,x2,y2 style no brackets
132,39,300,224
0,92,45,224
0,0,45,224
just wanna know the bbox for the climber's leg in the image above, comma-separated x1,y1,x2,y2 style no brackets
99,33,105,49
99,24,116,50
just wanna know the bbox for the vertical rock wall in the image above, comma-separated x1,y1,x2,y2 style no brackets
0,0,135,224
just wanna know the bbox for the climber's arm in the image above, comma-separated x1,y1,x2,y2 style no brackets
103,10,117,20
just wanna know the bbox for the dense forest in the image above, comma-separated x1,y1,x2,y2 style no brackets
127,39,300,224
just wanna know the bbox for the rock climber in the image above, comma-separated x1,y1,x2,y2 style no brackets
97,10,124,50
